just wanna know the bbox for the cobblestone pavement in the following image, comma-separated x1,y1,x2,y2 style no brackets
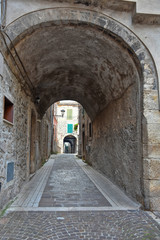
1,154,160,239
154,212,160,219
39,154,111,207
0,210,160,240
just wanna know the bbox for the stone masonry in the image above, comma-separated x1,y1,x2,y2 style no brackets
0,0,160,210
0,55,53,209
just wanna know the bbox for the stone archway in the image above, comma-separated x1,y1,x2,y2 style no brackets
4,8,158,118
64,135,77,154
3,8,160,209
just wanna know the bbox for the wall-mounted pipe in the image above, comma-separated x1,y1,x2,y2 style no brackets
0,0,6,28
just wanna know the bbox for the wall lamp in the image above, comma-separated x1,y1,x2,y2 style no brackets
55,109,65,117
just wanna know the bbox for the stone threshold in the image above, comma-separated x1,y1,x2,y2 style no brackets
7,206,140,212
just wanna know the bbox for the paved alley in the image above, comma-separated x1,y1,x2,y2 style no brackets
39,154,111,207
0,154,160,240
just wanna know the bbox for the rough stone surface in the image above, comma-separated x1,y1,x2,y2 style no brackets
12,24,138,120
88,83,143,203
0,58,52,209
0,210,160,239
144,159,160,180
0,61,29,208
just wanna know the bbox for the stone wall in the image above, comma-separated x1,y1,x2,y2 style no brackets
0,54,52,209
88,82,143,203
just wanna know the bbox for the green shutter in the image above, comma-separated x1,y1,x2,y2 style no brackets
67,124,73,133
67,109,72,120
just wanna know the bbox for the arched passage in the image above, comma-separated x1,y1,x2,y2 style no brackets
3,8,159,208
4,8,158,119
64,135,77,154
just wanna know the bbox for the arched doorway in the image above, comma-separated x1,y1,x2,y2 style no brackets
4,8,160,209
64,135,77,154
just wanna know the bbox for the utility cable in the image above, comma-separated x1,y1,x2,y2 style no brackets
1,30,35,90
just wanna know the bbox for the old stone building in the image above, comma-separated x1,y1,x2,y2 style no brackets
56,101,79,153
0,56,53,208
0,0,160,211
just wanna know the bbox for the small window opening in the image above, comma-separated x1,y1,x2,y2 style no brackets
3,96,14,123
0,182,1,192
89,122,92,138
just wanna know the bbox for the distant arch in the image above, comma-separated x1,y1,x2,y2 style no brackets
63,135,77,154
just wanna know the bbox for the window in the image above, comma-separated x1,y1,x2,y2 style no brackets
0,182,1,192
67,109,72,120
3,96,14,123
67,124,73,133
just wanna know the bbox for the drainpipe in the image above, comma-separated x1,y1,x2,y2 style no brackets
50,105,53,154
0,0,6,29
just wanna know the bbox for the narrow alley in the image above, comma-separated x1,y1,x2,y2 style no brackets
1,1,160,239
0,154,160,240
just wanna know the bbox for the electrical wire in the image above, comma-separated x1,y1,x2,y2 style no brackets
0,30,35,96
2,30,35,90
0,0,36,96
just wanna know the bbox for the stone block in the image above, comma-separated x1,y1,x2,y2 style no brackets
149,197,160,211
143,110,160,124
143,90,159,110
143,143,160,158
144,179,160,197
144,159,160,180
147,123,160,144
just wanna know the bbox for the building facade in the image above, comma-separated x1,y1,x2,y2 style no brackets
56,101,79,154
0,59,53,208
